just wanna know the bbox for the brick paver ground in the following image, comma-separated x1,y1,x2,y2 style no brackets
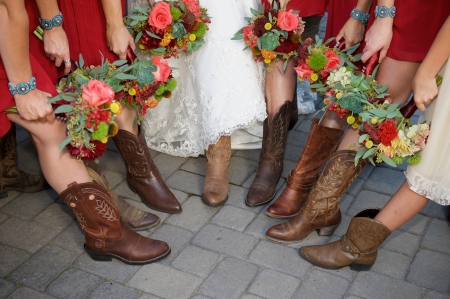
1,15,449,299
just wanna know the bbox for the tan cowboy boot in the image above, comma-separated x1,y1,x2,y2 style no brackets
266,119,344,218
202,136,231,207
266,150,369,243
113,128,181,213
246,101,292,206
60,182,170,264
0,124,50,199
299,208,391,271
84,161,160,230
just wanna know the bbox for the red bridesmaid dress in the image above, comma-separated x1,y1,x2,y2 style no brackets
261,0,327,17
58,0,127,66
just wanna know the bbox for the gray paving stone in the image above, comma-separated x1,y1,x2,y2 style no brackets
191,224,258,259
150,224,194,265
137,294,163,299
87,281,141,299
285,231,331,249
166,196,218,232
333,214,351,237
242,172,285,193
287,130,309,147
171,245,220,278
294,119,314,133
210,205,256,232
190,295,213,299
98,151,127,174
382,230,420,257
407,249,450,293
128,263,201,299
340,194,355,214
370,249,411,279
7,287,56,299
33,203,74,232
181,156,207,176
228,157,259,185
232,149,260,162
293,269,350,299
165,171,203,196
103,170,125,189
248,268,300,299
0,191,19,209
51,222,85,253
0,278,16,298
226,184,264,213
0,245,31,277
9,245,79,290
241,295,265,299
284,144,304,162
1,190,57,220
363,167,406,196
346,178,364,197
349,271,422,299
198,257,259,299
46,268,102,299
73,253,140,283
0,211,8,224
399,213,429,235
346,190,390,216
420,201,448,220
421,218,450,255
114,181,142,202
0,217,58,253
247,241,311,278
423,290,450,299
153,153,188,180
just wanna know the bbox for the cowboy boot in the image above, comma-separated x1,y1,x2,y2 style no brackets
299,208,391,270
113,128,181,213
266,150,369,243
289,90,298,131
0,124,50,199
84,161,160,230
265,119,344,218
447,207,450,227
60,182,170,264
246,101,292,206
202,136,231,207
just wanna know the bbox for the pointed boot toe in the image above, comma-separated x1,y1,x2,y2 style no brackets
265,222,296,243
202,184,228,207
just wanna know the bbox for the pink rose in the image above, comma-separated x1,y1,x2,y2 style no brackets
324,49,341,70
294,62,314,80
152,56,171,83
320,70,330,80
277,10,299,31
81,80,115,106
243,25,258,49
182,0,201,18
148,2,173,30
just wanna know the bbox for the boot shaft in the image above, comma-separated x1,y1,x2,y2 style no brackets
0,124,19,176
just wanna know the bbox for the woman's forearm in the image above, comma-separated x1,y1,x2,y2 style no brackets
355,0,374,14
0,0,32,85
101,0,124,28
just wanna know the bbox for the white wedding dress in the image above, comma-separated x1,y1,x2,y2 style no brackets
130,0,267,157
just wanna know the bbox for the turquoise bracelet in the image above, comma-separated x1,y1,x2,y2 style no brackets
350,8,370,25
39,12,64,30
8,77,37,96
375,6,396,18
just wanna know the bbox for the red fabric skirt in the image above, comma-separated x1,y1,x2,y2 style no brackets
261,0,327,17
59,0,126,67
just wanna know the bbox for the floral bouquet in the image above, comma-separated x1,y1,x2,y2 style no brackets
49,80,122,161
294,36,360,89
232,1,305,67
125,0,211,58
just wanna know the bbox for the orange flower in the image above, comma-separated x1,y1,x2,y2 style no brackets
261,49,276,60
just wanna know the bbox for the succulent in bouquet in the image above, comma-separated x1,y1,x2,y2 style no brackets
125,0,211,58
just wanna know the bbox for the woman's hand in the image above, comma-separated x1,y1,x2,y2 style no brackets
43,27,71,74
336,18,366,48
106,23,136,60
361,18,393,63
14,89,55,122
412,71,439,111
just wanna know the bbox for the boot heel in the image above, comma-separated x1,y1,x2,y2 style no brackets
350,263,373,271
317,224,339,236
84,245,112,262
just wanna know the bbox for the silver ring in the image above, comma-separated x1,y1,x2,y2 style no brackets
64,59,71,65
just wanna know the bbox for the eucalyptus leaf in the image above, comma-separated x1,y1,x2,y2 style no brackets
54,105,74,114
358,134,368,144
362,147,376,159
146,31,162,40
112,60,128,66
84,130,90,148
381,154,397,167
129,15,148,21
135,31,143,43
354,147,366,166
58,136,73,152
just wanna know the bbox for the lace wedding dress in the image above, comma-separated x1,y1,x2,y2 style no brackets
130,0,267,157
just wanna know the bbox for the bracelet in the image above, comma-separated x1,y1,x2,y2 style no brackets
350,8,370,25
39,12,64,30
375,6,396,18
8,77,37,96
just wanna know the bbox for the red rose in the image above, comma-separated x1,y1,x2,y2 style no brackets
294,62,314,80
324,49,341,70
81,80,115,106
277,10,299,31
148,2,173,30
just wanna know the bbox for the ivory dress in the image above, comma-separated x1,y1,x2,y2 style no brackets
405,60,450,205
132,0,267,157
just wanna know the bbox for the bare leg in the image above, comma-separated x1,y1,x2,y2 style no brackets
337,57,421,151
375,181,428,231
115,106,138,135
7,114,91,194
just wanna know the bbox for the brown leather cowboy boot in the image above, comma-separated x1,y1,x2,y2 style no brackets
265,119,344,218
299,208,391,271
84,161,160,230
0,124,50,199
289,90,298,131
266,150,369,243
113,128,181,213
246,101,292,206
202,136,231,207
60,182,170,264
